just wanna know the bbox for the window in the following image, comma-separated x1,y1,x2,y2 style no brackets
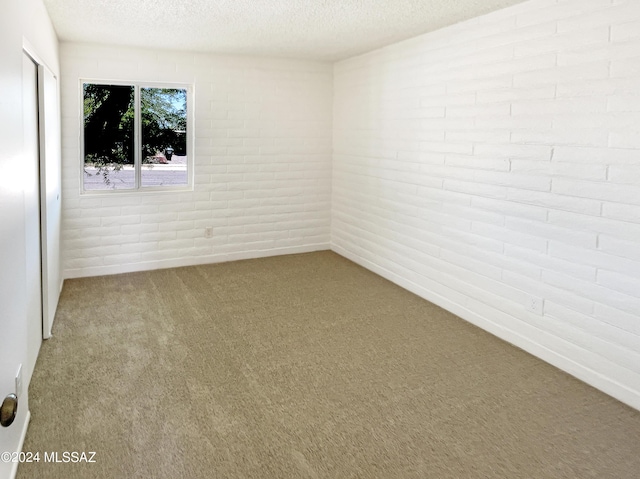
82,81,192,191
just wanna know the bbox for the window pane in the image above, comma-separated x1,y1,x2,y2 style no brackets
140,87,188,187
83,84,135,190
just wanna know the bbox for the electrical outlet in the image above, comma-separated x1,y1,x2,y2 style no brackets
15,363,22,397
526,295,544,315
204,227,213,238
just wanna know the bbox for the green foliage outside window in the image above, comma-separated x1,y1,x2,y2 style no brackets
141,87,187,159
83,83,187,187
83,84,134,168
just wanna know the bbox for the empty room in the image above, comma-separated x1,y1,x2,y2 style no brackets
1,0,640,477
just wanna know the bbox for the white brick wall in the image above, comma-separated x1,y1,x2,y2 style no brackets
333,0,640,409
61,44,332,277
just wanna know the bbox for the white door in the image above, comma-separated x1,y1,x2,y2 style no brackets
0,4,33,469
38,63,62,340
23,53,43,388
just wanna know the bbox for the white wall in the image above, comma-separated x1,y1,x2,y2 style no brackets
333,0,640,410
60,44,332,278
0,1,59,477
22,0,60,73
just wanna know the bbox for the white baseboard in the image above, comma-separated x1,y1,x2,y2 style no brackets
332,244,640,412
9,411,30,479
63,243,331,279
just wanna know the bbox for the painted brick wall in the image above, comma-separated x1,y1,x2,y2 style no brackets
333,0,640,409
61,43,332,277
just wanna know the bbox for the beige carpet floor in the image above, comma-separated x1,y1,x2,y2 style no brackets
19,251,640,478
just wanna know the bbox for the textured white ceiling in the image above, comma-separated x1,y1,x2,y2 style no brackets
43,0,527,61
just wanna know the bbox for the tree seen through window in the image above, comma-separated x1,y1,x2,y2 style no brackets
83,82,189,190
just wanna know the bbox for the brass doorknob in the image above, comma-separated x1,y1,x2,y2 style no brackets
0,394,18,427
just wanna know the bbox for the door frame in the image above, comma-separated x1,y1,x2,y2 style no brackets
23,39,60,340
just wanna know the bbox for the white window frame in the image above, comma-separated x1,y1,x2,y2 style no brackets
80,79,194,194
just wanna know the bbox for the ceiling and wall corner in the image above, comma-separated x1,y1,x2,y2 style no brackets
42,0,527,61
